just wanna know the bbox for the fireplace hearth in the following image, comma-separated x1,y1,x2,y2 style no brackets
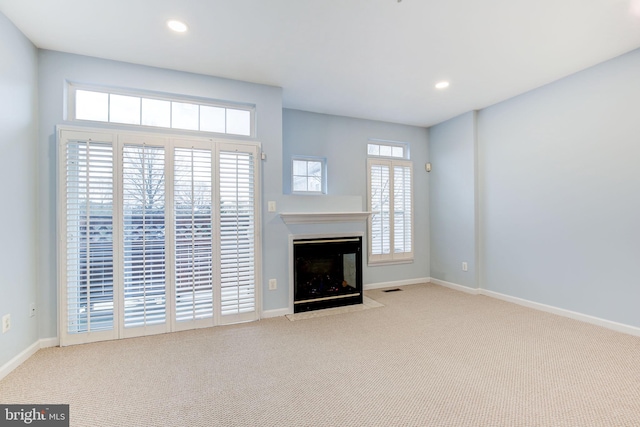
293,236,363,313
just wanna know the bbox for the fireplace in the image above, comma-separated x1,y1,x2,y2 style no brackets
293,236,363,313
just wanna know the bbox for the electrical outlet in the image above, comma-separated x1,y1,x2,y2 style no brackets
462,262,468,272
30,303,36,318
2,314,10,333
268,279,277,290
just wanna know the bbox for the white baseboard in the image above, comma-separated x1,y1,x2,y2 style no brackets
480,289,640,337
39,337,60,348
364,277,430,291
428,278,481,295
0,338,60,381
261,308,291,319
0,341,40,381
429,279,640,338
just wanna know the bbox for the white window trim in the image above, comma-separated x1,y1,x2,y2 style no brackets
366,157,414,265
57,125,262,346
291,155,327,195
67,82,256,138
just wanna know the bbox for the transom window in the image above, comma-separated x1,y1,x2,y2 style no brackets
292,156,326,194
69,85,254,137
367,141,408,159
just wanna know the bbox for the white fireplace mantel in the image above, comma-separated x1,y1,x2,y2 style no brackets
279,211,371,225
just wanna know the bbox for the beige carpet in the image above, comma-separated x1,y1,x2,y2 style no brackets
1,283,639,426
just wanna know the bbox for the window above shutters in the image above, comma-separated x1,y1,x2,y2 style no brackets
367,140,408,159
68,84,255,137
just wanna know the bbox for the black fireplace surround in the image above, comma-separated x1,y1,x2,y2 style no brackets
293,236,363,313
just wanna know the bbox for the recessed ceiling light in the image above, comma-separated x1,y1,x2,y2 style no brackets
167,20,188,33
435,81,450,90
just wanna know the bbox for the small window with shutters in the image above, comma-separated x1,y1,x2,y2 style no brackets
367,157,413,265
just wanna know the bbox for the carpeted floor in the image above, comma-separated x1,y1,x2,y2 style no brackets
1,283,639,426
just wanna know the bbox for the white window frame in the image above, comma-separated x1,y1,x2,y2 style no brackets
291,156,327,194
367,158,413,265
57,125,262,346
67,83,256,138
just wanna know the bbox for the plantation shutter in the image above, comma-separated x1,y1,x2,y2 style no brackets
174,146,214,325
122,143,167,333
61,131,117,344
367,158,413,264
393,163,413,260
218,146,258,323
60,128,261,346
368,160,391,262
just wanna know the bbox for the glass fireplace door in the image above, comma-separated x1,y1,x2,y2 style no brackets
293,236,363,313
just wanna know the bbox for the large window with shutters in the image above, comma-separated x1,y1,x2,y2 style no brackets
367,158,413,265
58,128,261,346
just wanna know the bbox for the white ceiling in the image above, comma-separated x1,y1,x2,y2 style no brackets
2,0,640,127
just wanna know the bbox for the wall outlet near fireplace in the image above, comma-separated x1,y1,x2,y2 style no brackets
462,262,468,272
268,279,277,290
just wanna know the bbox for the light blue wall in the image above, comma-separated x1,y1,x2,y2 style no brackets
428,111,477,288
282,109,430,286
0,12,39,367
478,48,640,327
37,50,284,335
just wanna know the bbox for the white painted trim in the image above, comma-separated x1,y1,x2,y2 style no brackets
0,338,60,381
0,337,60,380
261,308,291,319
428,278,481,295
429,278,640,338
39,337,60,348
0,341,40,381
364,277,429,291
480,289,640,337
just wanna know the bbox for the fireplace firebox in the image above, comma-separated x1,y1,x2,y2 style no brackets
293,236,363,313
